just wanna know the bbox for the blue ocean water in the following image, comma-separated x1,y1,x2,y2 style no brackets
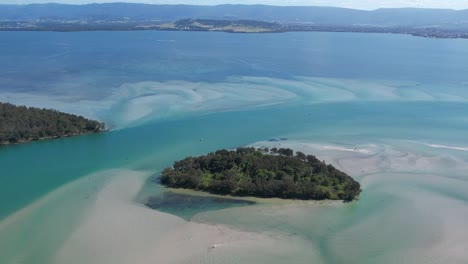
1,29,467,218
1,31,468,264
2,31,468,95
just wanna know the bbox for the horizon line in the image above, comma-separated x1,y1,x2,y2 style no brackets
0,2,464,12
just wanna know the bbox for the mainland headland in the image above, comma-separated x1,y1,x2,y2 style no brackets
0,102,105,145
161,147,361,202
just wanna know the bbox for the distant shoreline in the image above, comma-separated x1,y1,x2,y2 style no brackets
1,18,468,39
3,3,468,39
1,26,466,40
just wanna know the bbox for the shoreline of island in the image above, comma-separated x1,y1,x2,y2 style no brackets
0,102,106,146
159,147,362,202
0,130,107,146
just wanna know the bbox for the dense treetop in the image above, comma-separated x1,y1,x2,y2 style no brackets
161,147,361,201
0,102,105,144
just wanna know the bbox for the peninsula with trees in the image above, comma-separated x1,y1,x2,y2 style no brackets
161,147,361,202
0,102,105,145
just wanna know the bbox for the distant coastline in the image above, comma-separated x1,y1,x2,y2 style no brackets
1,18,467,39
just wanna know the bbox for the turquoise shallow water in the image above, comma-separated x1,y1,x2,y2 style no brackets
1,31,468,264
2,101,467,220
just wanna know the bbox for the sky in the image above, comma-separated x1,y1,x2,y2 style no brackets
1,0,468,10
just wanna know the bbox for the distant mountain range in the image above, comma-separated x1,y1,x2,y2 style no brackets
1,3,468,29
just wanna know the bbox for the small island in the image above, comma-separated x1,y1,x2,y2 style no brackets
161,147,361,201
0,102,105,145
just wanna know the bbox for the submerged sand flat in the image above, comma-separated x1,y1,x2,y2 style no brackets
225,140,468,264
2,31,468,264
2,140,468,264
54,141,468,264
3,76,468,130
53,169,320,264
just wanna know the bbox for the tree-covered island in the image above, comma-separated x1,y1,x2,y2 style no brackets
0,102,105,145
161,147,361,201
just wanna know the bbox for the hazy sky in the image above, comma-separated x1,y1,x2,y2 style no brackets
2,0,468,10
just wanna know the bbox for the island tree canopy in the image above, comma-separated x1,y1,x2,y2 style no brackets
161,147,361,201
0,102,105,144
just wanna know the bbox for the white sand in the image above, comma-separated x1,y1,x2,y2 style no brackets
53,170,320,264
426,143,468,152
319,145,374,154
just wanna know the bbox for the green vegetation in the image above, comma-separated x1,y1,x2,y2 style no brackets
0,102,105,144
159,19,283,33
161,147,361,201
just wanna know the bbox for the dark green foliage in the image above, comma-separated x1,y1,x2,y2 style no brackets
161,147,361,201
0,102,105,144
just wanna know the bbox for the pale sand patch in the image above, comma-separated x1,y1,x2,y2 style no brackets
250,140,468,182
250,141,380,178
328,175,468,264
54,170,320,264
249,140,468,263
320,145,374,154
0,170,116,264
426,143,468,152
